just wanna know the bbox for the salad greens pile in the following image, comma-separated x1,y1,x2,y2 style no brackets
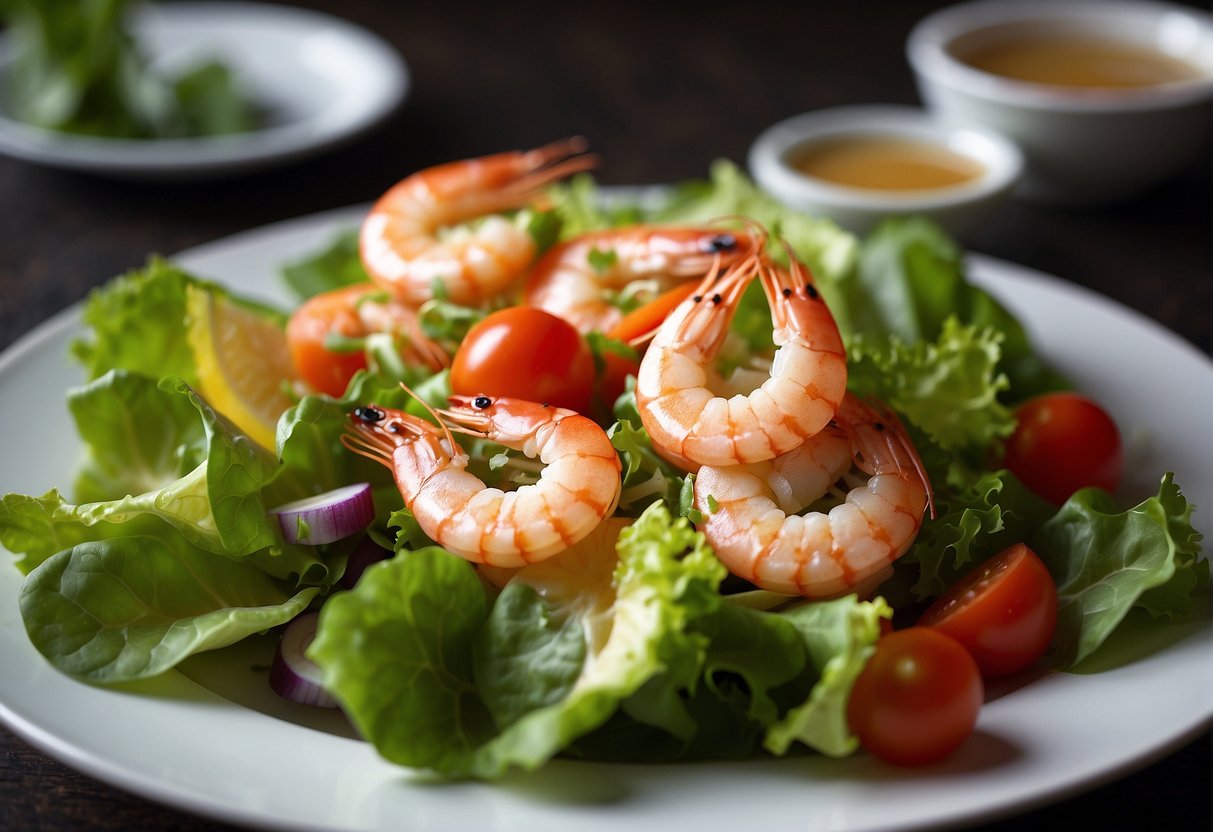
0,162,1205,776
1,0,257,139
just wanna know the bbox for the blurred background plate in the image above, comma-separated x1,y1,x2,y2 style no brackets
0,1,409,180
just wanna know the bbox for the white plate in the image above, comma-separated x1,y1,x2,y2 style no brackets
0,3,408,179
0,206,1210,831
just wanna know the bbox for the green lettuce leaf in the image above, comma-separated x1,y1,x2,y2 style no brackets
0,378,310,576
1,0,256,138
20,533,317,682
1033,474,1207,668
607,416,686,515
465,502,725,777
845,318,1015,458
897,469,1056,602
68,369,206,504
831,216,1068,400
764,595,890,757
308,547,498,773
310,502,726,778
69,257,285,384
280,229,368,301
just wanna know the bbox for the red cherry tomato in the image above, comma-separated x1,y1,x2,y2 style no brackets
1003,392,1123,505
918,543,1058,678
451,307,595,413
847,628,983,767
286,286,373,397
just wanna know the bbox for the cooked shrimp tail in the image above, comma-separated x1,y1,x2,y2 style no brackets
693,392,931,598
636,232,847,470
361,139,597,306
344,394,622,567
522,223,757,334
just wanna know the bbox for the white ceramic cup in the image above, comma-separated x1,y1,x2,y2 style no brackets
907,0,1213,204
748,105,1023,239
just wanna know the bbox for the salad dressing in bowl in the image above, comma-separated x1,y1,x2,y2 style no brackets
748,105,1022,239
956,32,1206,89
786,135,986,192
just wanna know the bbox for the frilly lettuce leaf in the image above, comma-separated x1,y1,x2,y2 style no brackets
20,531,317,682
70,257,285,385
894,469,1055,603
828,216,1067,400
845,317,1015,459
1033,474,1207,668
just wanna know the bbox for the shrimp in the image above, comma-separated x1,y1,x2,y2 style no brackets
693,394,934,598
635,241,847,469
360,138,597,307
286,283,449,397
342,393,622,567
521,226,751,334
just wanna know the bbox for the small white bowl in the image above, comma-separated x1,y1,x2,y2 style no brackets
748,105,1023,239
0,1,409,180
908,0,1213,204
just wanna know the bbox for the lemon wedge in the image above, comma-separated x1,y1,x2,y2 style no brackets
186,284,294,450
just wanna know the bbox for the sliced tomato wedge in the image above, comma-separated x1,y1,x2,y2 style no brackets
918,543,1058,678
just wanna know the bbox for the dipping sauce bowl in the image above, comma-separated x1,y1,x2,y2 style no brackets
907,0,1213,204
748,104,1023,239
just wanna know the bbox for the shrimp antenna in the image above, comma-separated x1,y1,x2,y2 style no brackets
340,431,392,469
778,237,820,286
398,382,458,453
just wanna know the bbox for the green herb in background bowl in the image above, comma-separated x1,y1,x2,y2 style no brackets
1,0,258,139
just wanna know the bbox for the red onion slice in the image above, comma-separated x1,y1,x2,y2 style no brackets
270,483,374,545
269,611,337,708
339,536,392,589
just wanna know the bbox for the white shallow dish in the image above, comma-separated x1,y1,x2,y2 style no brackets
0,2,408,179
0,206,1210,831
748,105,1023,240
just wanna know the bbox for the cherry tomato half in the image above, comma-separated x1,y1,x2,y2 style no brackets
918,543,1058,678
847,628,983,767
451,307,595,413
1003,392,1123,505
286,286,372,397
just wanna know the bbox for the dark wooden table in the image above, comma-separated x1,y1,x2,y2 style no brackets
1,1,1209,829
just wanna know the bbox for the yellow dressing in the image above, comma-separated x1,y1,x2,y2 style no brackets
959,35,1204,89
788,136,984,191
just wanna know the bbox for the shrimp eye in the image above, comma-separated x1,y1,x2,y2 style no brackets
711,293,723,304
353,405,385,423
705,233,736,253
781,287,792,298
804,283,819,299
473,395,492,410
